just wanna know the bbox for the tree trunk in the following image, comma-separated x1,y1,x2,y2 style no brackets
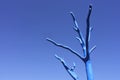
85,60,93,80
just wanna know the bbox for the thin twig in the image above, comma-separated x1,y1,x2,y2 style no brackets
89,45,96,54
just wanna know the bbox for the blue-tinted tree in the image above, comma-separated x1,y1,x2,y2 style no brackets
47,4,96,80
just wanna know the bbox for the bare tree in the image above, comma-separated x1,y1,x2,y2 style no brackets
47,4,96,80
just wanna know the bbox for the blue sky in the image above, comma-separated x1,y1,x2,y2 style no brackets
0,0,120,80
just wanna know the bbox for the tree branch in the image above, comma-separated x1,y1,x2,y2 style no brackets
85,4,92,57
76,37,83,47
55,54,79,80
46,38,84,61
55,54,69,70
88,27,93,42
76,37,87,57
70,12,85,46
89,45,96,54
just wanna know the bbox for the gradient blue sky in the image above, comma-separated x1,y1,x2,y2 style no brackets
0,0,120,80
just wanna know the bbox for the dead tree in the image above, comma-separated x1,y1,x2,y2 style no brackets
47,4,96,80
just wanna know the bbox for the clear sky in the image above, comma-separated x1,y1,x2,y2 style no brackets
0,0,120,80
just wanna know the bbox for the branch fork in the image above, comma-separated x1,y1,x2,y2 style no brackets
47,4,96,80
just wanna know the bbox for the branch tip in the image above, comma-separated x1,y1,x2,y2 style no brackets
73,27,78,31
76,37,82,44
54,54,58,58
90,45,96,54
46,38,51,41
89,4,92,9
70,12,76,22
90,27,93,31
70,11,73,14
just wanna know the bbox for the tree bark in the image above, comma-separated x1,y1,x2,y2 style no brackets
85,60,93,80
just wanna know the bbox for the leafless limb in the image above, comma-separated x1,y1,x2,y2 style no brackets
89,45,96,54
47,38,84,61
70,12,85,46
55,54,79,80
85,4,93,58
